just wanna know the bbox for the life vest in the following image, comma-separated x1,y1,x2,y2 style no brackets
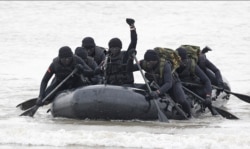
53,56,78,84
93,46,106,65
106,51,134,85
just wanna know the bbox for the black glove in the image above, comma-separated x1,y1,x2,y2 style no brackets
201,46,212,54
149,91,159,99
126,18,135,26
204,95,212,106
128,48,137,58
75,64,84,72
217,82,224,90
36,97,43,106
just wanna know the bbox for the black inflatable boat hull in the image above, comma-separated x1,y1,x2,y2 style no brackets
51,85,165,120
51,84,230,121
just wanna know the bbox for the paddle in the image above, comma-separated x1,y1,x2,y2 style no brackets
182,82,250,104
150,81,188,120
102,52,110,85
212,85,250,104
16,98,37,110
182,86,239,120
133,54,169,123
20,68,78,117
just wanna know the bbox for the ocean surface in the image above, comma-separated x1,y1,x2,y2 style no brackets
1,1,250,149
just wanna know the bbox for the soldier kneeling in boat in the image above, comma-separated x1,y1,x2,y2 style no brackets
101,18,137,86
36,46,100,106
133,49,193,118
75,47,102,85
175,47,218,115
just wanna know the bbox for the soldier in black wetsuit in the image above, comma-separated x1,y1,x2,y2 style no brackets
36,46,97,106
75,47,102,84
176,47,218,115
81,37,106,66
103,18,137,86
133,50,192,118
198,46,226,95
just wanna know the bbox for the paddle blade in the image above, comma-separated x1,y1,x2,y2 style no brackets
225,90,250,103
174,105,189,120
214,106,239,120
158,110,169,122
16,98,37,110
152,100,169,123
20,106,39,117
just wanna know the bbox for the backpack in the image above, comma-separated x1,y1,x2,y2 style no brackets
180,45,201,63
179,45,201,76
154,47,181,75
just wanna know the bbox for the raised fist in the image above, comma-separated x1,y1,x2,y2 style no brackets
126,18,135,26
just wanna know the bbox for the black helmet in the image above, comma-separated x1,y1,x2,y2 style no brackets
59,46,73,58
75,47,88,59
82,37,96,48
108,38,122,49
176,47,187,60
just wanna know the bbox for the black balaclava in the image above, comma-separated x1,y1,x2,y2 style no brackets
144,49,159,70
82,37,96,56
144,49,159,61
176,47,187,60
108,38,122,57
82,37,96,48
58,46,73,66
75,47,88,60
59,46,73,58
